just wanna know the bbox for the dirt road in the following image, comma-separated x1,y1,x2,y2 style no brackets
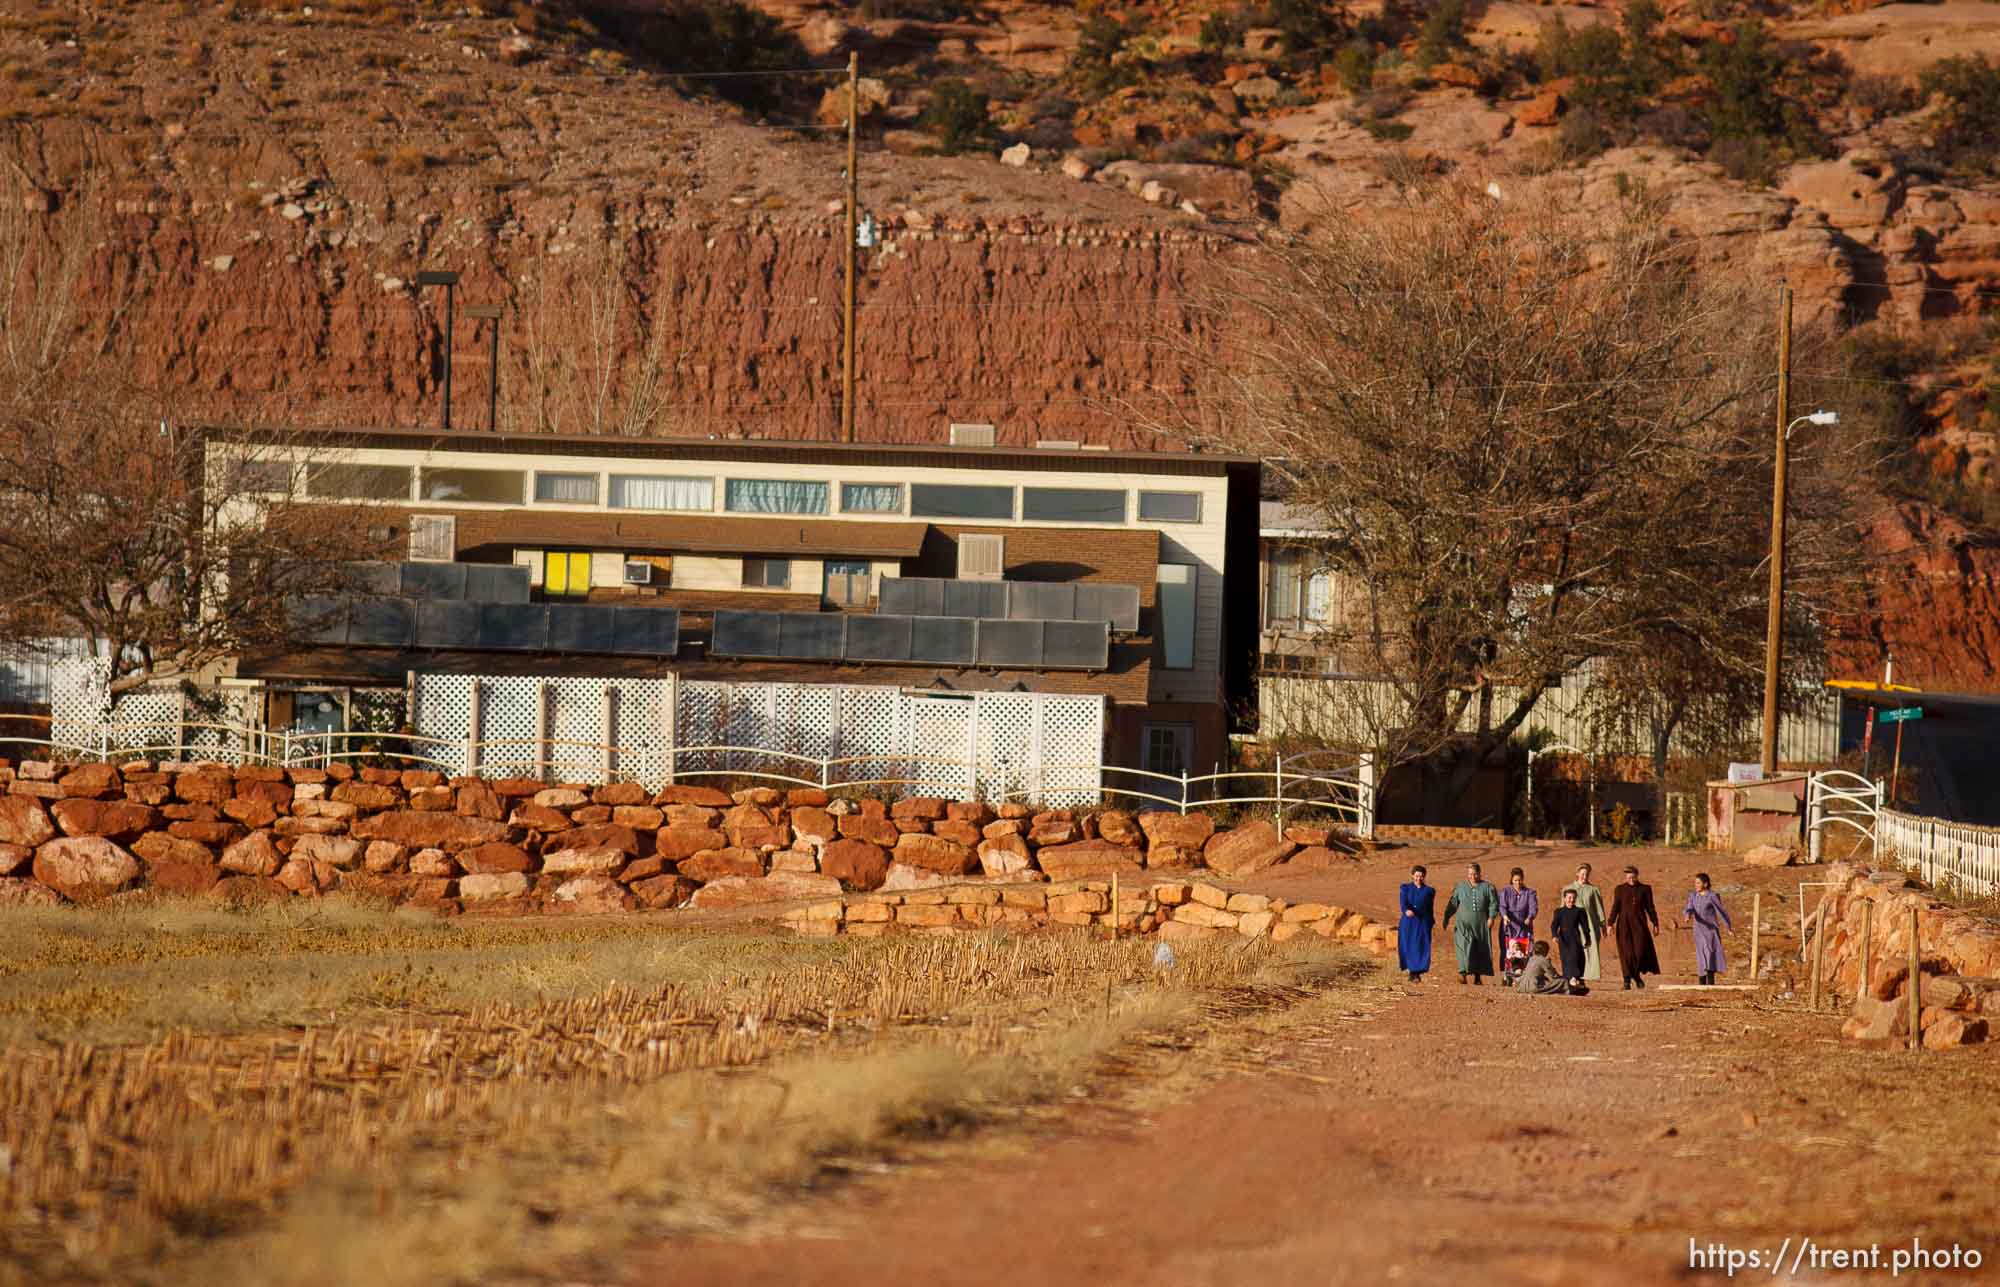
633,848,2000,1287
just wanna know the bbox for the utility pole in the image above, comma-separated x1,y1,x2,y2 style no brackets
842,50,859,444
1759,282,1793,778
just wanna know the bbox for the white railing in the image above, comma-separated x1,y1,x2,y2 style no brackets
1877,808,2000,898
0,721,1377,837
1807,769,1884,862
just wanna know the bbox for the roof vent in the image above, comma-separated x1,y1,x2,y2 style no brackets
948,422,996,447
1035,439,1079,450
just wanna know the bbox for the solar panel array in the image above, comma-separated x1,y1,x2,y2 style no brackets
290,597,680,657
337,561,532,603
877,577,1141,633
712,611,1109,671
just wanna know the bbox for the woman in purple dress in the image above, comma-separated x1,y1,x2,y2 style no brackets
1397,864,1437,983
1496,867,1539,983
1680,871,1733,985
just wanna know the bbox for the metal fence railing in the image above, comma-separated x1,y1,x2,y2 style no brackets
1876,808,2000,898
0,721,1378,837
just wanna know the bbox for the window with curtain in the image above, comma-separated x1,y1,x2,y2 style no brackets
533,472,599,504
725,479,829,514
305,464,413,501
422,468,525,503
1158,563,1197,670
841,482,903,514
609,474,713,511
1265,548,1301,626
1306,570,1332,622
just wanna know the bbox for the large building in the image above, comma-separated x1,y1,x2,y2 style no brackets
202,426,1261,785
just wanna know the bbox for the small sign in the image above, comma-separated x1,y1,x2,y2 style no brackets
1878,706,1924,724
1727,762,1762,784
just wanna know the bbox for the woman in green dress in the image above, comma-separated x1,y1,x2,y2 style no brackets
1561,861,1608,983
1441,861,1500,985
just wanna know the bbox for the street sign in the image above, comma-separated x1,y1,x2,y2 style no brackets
1878,707,1924,724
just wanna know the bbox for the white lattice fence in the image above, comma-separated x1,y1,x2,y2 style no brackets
413,675,673,782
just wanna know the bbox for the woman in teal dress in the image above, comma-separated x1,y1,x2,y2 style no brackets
1441,861,1500,985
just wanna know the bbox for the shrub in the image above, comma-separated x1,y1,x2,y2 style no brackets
1700,19,1827,161
920,78,989,154
1918,54,2000,176
1333,39,1374,93
387,145,431,175
1071,11,1138,95
1413,0,1465,70
574,0,808,113
859,0,972,17
1270,0,1345,59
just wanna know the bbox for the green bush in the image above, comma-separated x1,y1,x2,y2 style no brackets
1414,0,1466,70
1070,11,1139,95
576,0,807,113
1333,39,1375,93
1918,54,2000,176
1270,0,1346,59
921,78,990,153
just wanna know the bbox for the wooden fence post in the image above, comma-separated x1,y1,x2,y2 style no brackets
1857,900,1871,1000
1749,892,1761,980
1908,906,1922,1053
1809,901,1825,1011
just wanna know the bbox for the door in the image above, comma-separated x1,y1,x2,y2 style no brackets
823,559,872,607
1141,722,1194,781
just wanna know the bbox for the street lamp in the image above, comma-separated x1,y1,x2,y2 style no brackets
415,270,460,431
1760,405,1838,777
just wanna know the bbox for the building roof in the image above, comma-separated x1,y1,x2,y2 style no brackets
208,423,1258,477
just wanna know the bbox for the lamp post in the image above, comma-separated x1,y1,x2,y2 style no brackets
463,304,503,432
1760,406,1839,777
416,270,461,431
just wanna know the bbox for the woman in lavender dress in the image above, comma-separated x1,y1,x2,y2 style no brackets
1497,867,1539,983
1680,871,1733,985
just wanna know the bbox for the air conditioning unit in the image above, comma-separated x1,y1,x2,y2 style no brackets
622,561,654,585
957,533,1005,581
948,422,996,447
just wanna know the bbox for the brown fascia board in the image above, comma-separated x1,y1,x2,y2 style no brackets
438,508,931,559
202,423,1257,475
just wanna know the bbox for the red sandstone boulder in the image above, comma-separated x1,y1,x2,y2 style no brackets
33,836,140,901
236,779,294,809
350,811,509,851
617,855,668,883
408,786,454,811
1029,814,1078,845
454,778,505,820
541,846,627,876
134,832,218,867
550,874,635,914
933,819,981,846
593,781,650,807
399,769,444,791
654,826,730,861
175,771,234,806
678,847,765,882
838,815,900,847
819,838,890,890
977,834,1032,878
235,765,286,783
723,804,790,850
946,800,996,826
631,873,698,908
790,806,837,843
655,784,732,807
612,805,665,830
1138,811,1215,850
1036,840,1144,882
543,823,641,856
57,762,121,799
731,786,782,806
1922,1008,1989,1049
409,848,458,878
687,871,841,908
786,787,831,807
51,798,160,841
0,843,28,876
1286,845,1352,869
0,875,63,906
460,842,535,875
487,777,547,797
150,860,221,896
223,797,279,829
168,820,240,846
220,831,284,877
508,803,571,831
459,871,531,902
330,781,399,809
891,796,947,821
290,834,361,868
1203,821,1295,876
892,832,976,875
0,796,55,847
1095,809,1143,846
210,874,288,905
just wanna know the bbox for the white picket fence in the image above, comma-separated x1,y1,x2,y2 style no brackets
1876,808,2000,898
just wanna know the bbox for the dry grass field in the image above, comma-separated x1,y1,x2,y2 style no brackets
0,899,1384,1286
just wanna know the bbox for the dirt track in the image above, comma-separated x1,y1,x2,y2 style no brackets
632,846,2000,1287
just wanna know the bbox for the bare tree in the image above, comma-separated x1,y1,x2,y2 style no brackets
0,169,377,697
512,233,688,436
1164,176,1868,820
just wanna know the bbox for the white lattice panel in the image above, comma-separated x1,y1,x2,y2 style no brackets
48,655,113,753
1035,694,1107,807
178,687,258,765
907,697,975,799
973,693,1036,803
415,674,669,784
836,685,903,788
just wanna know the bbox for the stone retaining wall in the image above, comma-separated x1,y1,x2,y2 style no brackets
1810,862,2000,1049
776,875,1404,955
0,759,1361,914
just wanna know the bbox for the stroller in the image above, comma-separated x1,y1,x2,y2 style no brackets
1501,934,1533,985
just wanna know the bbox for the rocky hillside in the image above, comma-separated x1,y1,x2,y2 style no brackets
8,0,2000,686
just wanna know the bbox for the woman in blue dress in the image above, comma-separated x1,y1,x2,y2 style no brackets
1680,871,1733,986
1398,864,1436,983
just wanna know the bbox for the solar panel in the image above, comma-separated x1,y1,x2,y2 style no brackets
610,607,680,657
910,615,976,665
1074,583,1142,633
877,577,944,617
345,596,414,648
291,596,350,645
401,561,469,600
778,612,846,660
1007,582,1074,622
846,614,913,662
415,599,482,649
1043,620,1110,670
713,610,784,658
478,603,548,652
547,604,614,654
342,563,403,597
976,618,1043,668
943,579,1006,619
464,563,532,603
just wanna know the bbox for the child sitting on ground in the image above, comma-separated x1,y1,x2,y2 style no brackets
1513,941,1569,995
